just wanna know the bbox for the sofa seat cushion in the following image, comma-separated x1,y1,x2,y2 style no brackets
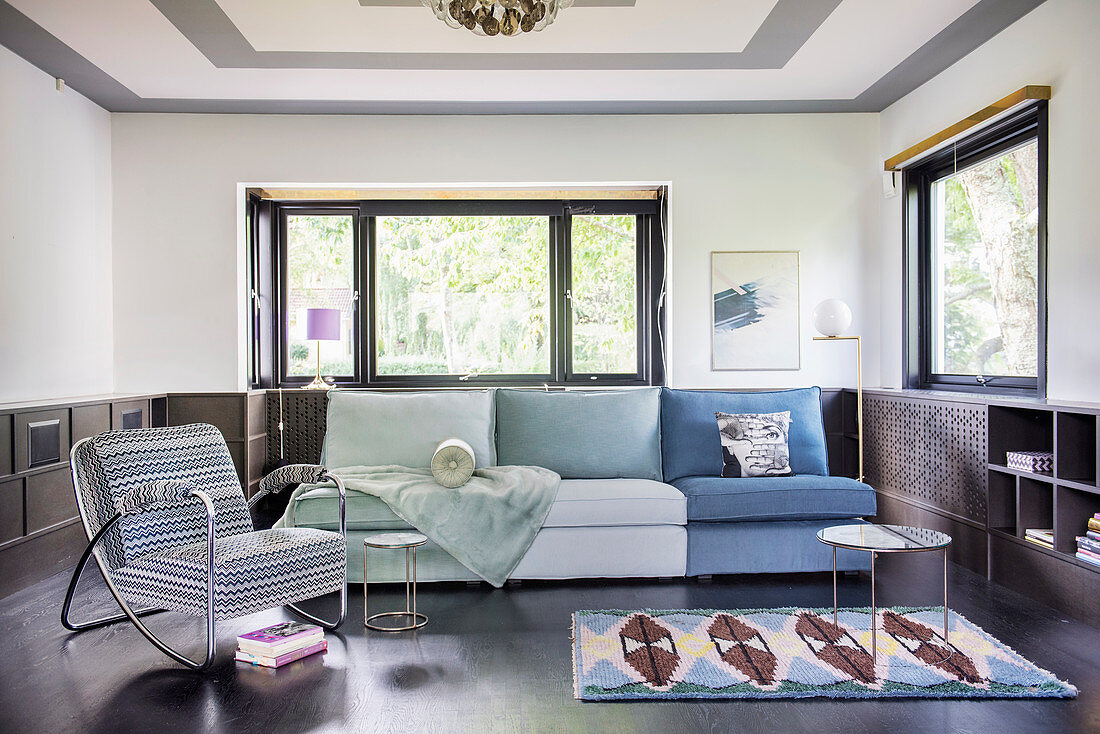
671,475,876,523
288,478,686,532
545,479,686,527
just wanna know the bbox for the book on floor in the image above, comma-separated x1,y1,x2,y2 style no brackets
237,621,324,657
236,639,328,669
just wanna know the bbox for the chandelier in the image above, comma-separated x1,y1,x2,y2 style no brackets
421,0,574,37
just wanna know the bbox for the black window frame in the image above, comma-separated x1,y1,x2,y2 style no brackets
903,101,1047,396
257,196,666,389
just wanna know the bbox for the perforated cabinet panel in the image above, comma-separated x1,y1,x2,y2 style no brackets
265,392,328,466
864,394,987,524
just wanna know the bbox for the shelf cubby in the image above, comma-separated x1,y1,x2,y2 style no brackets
1018,477,1054,541
1054,484,1100,556
988,405,1053,465
988,469,1017,535
1056,411,1097,486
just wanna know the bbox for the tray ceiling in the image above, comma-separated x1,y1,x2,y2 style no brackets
0,0,1048,113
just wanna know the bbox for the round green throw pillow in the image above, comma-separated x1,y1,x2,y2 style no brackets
431,438,475,488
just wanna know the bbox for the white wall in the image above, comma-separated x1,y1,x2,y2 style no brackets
0,46,113,403
878,0,1100,401
111,112,881,392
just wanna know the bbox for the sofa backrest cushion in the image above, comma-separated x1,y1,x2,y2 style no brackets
495,388,662,480
322,390,496,469
660,387,828,482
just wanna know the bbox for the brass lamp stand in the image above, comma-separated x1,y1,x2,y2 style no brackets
813,334,863,483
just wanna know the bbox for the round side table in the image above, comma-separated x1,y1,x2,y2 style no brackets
817,523,952,670
363,532,428,632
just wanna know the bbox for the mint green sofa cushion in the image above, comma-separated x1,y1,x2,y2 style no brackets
322,390,496,469
495,388,662,480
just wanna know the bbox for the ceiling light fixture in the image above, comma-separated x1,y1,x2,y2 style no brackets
421,0,574,37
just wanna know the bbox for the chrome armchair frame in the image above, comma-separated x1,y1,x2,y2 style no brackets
61,437,347,671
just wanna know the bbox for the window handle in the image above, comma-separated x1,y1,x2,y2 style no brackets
459,372,479,381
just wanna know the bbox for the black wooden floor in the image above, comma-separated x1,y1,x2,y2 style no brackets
1,553,1096,734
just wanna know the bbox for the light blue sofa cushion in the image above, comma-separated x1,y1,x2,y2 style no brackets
322,390,496,469
495,388,662,480
671,475,876,523
661,387,829,481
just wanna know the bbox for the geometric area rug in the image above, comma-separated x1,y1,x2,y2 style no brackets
572,607,1077,700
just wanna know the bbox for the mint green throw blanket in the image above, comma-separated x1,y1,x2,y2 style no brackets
274,465,560,587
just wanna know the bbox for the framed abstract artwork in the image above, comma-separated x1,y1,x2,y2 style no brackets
711,251,800,370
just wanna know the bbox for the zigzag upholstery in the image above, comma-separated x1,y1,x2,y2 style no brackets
110,528,345,619
258,463,328,497
116,480,194,516
70,423,346,621
72,424,253,569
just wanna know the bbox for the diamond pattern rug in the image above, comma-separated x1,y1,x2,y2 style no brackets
572,607,1076,700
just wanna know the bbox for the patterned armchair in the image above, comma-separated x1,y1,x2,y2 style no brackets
62,423,347,670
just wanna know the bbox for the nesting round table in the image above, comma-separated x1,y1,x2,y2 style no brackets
363,532,428,632
817,523,952,668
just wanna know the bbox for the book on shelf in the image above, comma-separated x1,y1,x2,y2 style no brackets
1025,528,1054,543
1075,552,1100,568
236,639,328,669
1089,518,1100,533
1025,536,1054,550
1088,530,1100,542
1078,547,1100,562
237,621,323,657
1077,536,1100,554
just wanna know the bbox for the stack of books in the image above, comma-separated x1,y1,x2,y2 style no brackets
1024,528,1054,549
236,621,327,668
1076,515,1100,568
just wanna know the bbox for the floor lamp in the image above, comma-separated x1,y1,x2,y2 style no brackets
304,307,341,390
812,299,863,482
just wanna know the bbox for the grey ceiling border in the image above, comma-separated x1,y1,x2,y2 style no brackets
147,0,841,71
0,0,1050,115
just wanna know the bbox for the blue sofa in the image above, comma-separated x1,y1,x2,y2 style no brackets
661,387,875,575
278,386,874,583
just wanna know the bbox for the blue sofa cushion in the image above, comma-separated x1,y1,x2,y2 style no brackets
495,388,662,480
661,387,829,481
671,475,876,522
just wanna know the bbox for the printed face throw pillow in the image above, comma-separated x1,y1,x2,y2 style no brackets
715,411,793,478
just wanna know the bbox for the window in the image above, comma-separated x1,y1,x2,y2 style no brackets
278,209,359,384
375,215,550,378
257,196,665,387
569,215,638,375
904,103,1046,394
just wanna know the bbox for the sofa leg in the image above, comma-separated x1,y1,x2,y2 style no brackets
506,579,522,588
842,570,860,578
695,574,713,584
657,576,677,583
465,580,483,589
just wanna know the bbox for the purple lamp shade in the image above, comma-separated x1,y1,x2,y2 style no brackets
305,308,341,341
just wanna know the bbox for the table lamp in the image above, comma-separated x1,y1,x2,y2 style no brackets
812,299,863,482
304,308,341,390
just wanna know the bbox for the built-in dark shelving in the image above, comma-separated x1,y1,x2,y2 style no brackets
988,403,1100,574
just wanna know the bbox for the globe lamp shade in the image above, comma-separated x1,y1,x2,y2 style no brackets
813,299,852,337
